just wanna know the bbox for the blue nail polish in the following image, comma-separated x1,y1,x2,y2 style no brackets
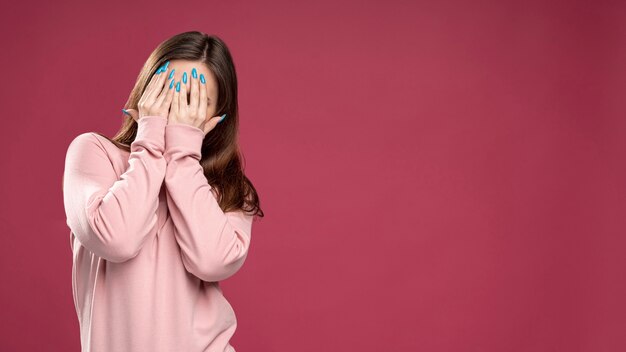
192,68,197,79
122,108,130,116
156,67,162,74
183,72,188,84
200,74,206,84
163,61,170,69
220,114,227,122
169,79,174,89
176,81,181,92
168,69,175,79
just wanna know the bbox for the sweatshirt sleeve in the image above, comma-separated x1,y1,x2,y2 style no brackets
63,116,168,263
163,123,253,282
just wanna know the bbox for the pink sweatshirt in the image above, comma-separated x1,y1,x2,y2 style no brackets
63,115,253,352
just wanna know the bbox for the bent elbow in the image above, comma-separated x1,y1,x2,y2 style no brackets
71,210,153,263
73,228,144,263
99,236,144,263
89,203,158,262
182,248,250,282
178,218,254,282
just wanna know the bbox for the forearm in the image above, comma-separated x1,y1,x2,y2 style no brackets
163,123,252,281
63,116,167,262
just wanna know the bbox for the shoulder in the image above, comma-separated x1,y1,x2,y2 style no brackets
66,132,118,164
67,132,100,151
67,132,106,154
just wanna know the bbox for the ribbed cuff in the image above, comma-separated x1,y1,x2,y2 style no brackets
132,116,167,153
164,123,204,161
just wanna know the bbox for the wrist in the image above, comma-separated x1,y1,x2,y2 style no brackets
133,116,167,152
164,123,204,161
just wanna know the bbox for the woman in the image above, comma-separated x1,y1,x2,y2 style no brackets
62,31,263,352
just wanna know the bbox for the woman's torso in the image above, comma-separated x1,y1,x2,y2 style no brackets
69,133,237,352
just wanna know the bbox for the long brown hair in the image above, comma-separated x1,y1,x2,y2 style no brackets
96,31,263,218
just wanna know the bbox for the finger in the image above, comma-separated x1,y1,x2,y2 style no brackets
143,64,165,99
172,80,180,118
147,65,169,103
164,78,175,110
202,114,223,135
189,68,199,116
139,70,159,107
123,108,139,122
179,75,188,111
156,74,173,106
144,68,161,94
203,118,216,135
198,73,207,120
157,77,174,116
181,71,189,103
128,109,139,122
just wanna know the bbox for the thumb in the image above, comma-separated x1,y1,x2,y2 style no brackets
122,108,139,122
202,113,227,135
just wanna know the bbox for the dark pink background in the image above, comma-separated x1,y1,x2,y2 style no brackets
1,0,625,351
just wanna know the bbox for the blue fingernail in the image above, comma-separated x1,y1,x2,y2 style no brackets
176,81,181,92
183,72,188,84
200,74,206,84
168,69,175,79
169,79,174,89
220,113,227,122
192,68,197,79
122,108,130,116
164,61,170,69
